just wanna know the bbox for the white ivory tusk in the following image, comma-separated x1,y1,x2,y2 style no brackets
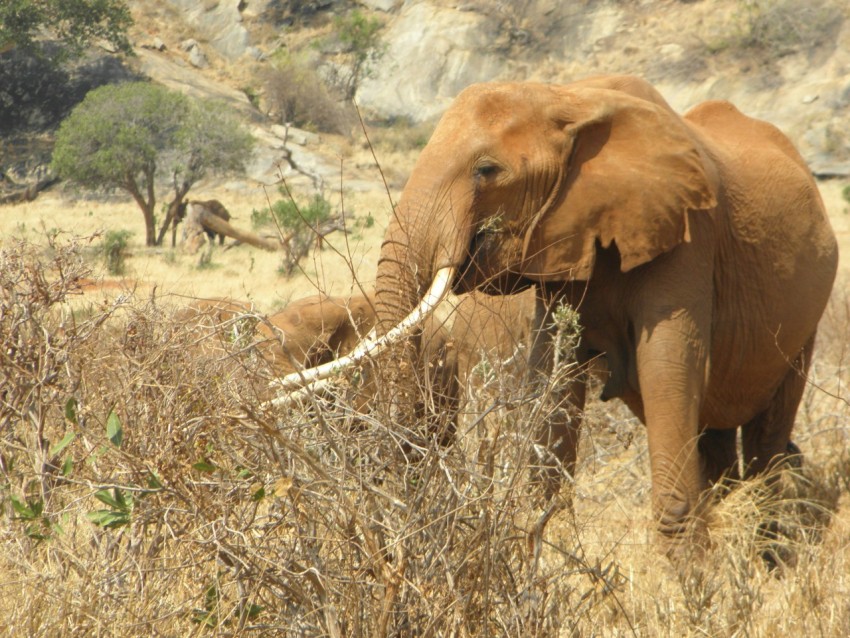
268,377,334,407
270,266,456,393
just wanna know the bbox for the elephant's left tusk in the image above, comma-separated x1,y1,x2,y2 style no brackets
269,266,457,394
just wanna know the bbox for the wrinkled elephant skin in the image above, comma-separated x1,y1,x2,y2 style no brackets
367,74,839,549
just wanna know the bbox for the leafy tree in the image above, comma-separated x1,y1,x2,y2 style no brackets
0,0,133,57
332,10,384,99
251,191,350,277
52,82,254,246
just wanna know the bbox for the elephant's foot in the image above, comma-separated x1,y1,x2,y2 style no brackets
655,492,712,563
660,516,711,566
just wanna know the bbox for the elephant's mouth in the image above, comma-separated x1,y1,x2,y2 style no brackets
454,229,532,296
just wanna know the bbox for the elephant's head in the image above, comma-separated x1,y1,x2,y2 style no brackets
387,76,717,302
275,75,717,391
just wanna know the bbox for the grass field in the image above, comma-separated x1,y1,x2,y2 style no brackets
0,176,848,635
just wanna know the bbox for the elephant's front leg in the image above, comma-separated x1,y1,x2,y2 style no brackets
528,287,587,496
635,307,711,549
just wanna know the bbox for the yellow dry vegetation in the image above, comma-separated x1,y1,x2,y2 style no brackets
0,184,393,311
0,174,847,636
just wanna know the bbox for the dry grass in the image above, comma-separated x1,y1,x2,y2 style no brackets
0,228,848,636
0,168,847,635
0,185,390,312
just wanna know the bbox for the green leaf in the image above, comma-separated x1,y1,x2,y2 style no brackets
61,456,74,477
242,603,264,620
24,524,50,541
94,488,132,512
64,397,78,424
192,461,217,474
87,510,130,528
251,485,266,502
50,431,76,456
11,495,36,520
146,472,163,490
247,604,264,618
93,489,121,509
106,410,123,447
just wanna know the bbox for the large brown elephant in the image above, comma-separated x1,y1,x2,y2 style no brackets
280,75,839,549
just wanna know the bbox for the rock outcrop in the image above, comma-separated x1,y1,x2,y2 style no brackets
355,3,506,123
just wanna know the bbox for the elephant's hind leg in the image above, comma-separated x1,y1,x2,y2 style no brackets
741,335,815,477
699,428,740,486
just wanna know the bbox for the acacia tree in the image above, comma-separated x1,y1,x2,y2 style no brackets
0,0,132,56
52,82,254,246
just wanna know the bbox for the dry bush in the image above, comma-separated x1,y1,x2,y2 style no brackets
262,54,353,135
0,240,848,636
705,0,847,62
363,117,437,154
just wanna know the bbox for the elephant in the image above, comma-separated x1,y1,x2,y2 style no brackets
278,75,839,551
173,294,376,374
181,199,232,245
260,292,378,374
263,290,535,442
181,291,535,428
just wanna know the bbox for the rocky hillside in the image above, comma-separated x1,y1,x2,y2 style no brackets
3,0,850,202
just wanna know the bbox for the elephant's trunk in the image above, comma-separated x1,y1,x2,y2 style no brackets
270,267,455,398
270,153,475,399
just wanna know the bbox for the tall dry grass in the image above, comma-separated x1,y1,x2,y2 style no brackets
0,238,848,636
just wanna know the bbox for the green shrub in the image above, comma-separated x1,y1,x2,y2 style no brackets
330,10,385,99
102,229,132,275
252,193,332,232
253,192,339,276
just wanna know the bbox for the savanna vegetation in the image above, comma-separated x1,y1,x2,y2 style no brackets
51,82,254,247
1,0,850,635
0,0,132,57
0,236,848,636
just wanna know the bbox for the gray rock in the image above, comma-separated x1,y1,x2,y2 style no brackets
142,37,167,51
355,2,505,122
246,46,266,61
188,44,209,69
357,0,400,12
270,124,320,147
163,0,250,60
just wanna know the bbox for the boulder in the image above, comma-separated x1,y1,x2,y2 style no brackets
163,0,250,60
355,2,506,123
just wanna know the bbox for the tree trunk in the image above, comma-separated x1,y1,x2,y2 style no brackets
142,204,156,246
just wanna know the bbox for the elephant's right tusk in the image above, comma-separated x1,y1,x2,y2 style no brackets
270,266,456,393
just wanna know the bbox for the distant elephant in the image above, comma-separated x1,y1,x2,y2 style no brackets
281,75,839,550
179,200,281,254
183,199,231,245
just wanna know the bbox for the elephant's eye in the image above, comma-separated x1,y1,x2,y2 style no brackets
474,163,500,180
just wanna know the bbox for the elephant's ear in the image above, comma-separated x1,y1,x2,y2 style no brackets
520,86,717,280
